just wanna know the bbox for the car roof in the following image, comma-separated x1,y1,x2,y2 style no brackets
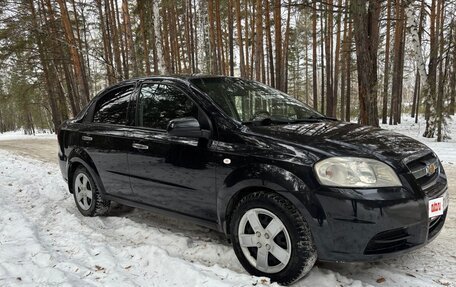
92,75,237,102
82,75,239,125
115,74,236,86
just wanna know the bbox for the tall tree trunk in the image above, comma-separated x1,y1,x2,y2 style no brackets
108,0,123,79
350,0,381,127
193,0,199,72
244,0,250,77
171,5,182,73
382,0,392,124
312,1,318,110
228,0,235,76
320,7,325,115
333,0,343,117
56,0,90,103
397,22,406,124
282,1,291,92
325,0,334,117
162,5,172,72
423,0,439,137
390,0,405,125
265,0,274,86
274,0,282,90
70,0,83,54
436,0,446,142
411,69,420,118
80,6,92,94
138,0,151,75
114,0,128,79
122,0,138,77
208,0,218,74
340,9,349,120
184,0,192,73
96,0,115,84
249,4,256,79
152,1,167,74
254,0,263,81
404,0,428,125
345,20,352,122
166,7,176,73
215,0,225,74
187,0,195,73
235,0,246,77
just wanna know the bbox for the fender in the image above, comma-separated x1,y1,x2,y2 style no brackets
67,147,107,196
217,163,326,235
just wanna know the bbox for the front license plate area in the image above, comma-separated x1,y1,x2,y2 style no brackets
429,191,449,218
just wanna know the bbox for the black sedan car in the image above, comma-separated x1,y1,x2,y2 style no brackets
58,76,449,285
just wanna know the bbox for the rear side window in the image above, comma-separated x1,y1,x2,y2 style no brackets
137,83,198,130
93,85,135,125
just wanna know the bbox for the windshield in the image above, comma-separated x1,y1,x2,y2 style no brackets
190,77,323,124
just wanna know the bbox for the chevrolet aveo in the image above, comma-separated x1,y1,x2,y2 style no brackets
58,76,449,285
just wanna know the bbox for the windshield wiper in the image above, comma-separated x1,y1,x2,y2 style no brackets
242,117,290,126
242,115,338,126
291,115,338,123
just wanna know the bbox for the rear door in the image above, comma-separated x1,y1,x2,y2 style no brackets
127,81,218,221
78,84,136,198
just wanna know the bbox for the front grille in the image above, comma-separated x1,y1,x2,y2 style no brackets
405,152,440,195
364,228,412,255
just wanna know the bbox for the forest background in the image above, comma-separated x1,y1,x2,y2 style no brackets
0,0,454,141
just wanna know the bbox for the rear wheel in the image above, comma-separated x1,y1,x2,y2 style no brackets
230,191,317,285
72,166,111,216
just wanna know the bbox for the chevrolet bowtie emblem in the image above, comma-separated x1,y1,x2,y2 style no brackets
426,162,437,176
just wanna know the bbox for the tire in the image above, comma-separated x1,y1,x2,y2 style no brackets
72,166,111,217
230,191,317,285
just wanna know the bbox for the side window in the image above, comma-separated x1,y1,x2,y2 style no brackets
138,83,198,130
93,85,135,125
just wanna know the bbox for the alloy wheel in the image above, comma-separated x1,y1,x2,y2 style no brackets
238,208,292,273
74,173,93,211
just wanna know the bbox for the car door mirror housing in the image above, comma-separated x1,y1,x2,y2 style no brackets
167,117,210,139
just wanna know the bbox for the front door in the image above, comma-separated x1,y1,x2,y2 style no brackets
127,82,217,222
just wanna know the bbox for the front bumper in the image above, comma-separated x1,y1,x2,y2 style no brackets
304,172,448,262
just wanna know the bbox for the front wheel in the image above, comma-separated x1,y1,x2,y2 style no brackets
72,166,111,216
230,192,317,285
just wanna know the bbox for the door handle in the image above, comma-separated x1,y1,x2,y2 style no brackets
82,135,93,141
132,143,149,150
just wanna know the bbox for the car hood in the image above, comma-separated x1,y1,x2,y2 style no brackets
247,121,431,167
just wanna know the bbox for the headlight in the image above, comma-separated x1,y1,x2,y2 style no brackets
314,157,401,188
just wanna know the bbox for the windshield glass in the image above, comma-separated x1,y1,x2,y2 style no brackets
190,77,323,123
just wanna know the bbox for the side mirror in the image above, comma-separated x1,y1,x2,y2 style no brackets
167,117,210,139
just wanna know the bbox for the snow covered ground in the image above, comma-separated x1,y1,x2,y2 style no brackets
0,117,455,287
0,130,54,141
380,116,456,165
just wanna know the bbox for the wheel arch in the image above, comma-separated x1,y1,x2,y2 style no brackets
218,164,318,236
67,148,105,195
